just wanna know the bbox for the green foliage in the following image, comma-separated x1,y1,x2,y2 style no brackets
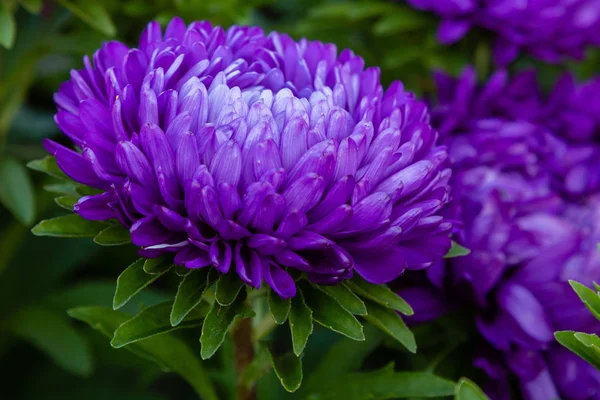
346,278,413,315
555,281,600,372
306,363,455,399
0,156,35,225
269,349,303,392
268,289,291,324
215,271,245,306
113,259,171,309
362,299,416,353
68,306,219,400
32,215,109,238
455,378,490,400
170,268,212,326
8,305,93,376
288,292,313,356
94,225,132,246
445,241,472,259
200,291,255,360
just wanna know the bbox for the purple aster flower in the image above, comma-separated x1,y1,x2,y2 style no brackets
44,17,452,299
404,0,600,65
399,67,600,399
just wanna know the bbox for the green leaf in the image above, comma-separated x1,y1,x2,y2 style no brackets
0,2,16,48
308,364,455,399
75,185,103,196
0,157,35,225
111,301,205,348
268,289,291,324
113,259,170,310
316,283,367,315
94,225,132,246
31,215,109,238
44,182,78,196
215,272,245,306
21,0,43,13
305,324,384,392
55,196,78,210
200,292,255,360
444,241,471,259
56,0,116,36
171,269,211,326
301,283,364,341
555,331,600,370
8,306,91,376
455,378,490,400
68,307,219,400
27,156,68,180
269,350,303,393
289,291,313,356
143,256,173,274
570,280,600,321
347,278,413,315
363,299,416,353
594,281,600,293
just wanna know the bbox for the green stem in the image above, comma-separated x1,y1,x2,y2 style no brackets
232,317,256,400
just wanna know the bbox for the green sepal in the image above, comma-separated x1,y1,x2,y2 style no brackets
268,289,291,325
362,299,416,353
94,224,131,246
31,215,109,238
347,278,413,315
111,301,206,348
113,258,171,310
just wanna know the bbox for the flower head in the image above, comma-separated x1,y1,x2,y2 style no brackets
405,0,600,65
400,67,600,399
45,18,452,298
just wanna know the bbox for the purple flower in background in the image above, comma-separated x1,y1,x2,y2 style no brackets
45,17,452,298
404,0,600,65
400,67,600,399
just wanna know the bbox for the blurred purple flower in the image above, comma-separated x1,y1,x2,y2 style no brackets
45,18,452,298
404,0,600,65
400,67,600,399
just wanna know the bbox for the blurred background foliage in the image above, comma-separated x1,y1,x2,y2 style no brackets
0,0,598,399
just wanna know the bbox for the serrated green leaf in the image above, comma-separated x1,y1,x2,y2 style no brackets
55,196,78,210
113,259,170,310
347,278,413,315
363,299,416,353
200,292,255,360
8,305,92,376
31,215,109,238
301,283,364,341
171,269,211,326
94,224,131,246
0,157,35,225
215,272,244,306
269,349,303,393
308,364,455,399
111,301,206,348
0,3,16,48
27,156,68,180
455,378,490,400
570,280,600,321
316,283,367,315
269,289,291,324
555,331,600,370
305,324,383,392
21,0,43,13
444,241,471,259
289,290,313,356
68,307,218,400
56,0,116,36
143,256,173,274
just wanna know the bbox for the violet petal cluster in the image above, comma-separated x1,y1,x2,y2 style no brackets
400,67,600,399
46,17,452,298
404,0,600,65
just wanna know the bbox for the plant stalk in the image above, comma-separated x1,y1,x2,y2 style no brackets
232,317,256,400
